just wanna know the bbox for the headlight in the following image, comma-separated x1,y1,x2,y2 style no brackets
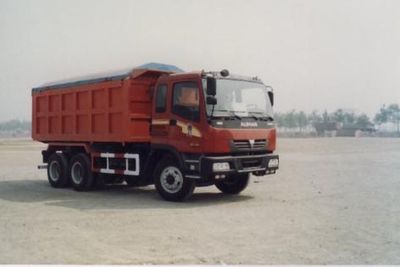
268,158,279,168
213,162,230,172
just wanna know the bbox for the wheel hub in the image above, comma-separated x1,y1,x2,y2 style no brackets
49,161,61,182
166,175,175,185
160,166,183,194
71,162,84,185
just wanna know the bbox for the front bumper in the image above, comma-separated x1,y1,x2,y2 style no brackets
199,153,279,178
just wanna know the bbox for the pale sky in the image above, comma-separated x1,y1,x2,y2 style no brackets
1,0,399,121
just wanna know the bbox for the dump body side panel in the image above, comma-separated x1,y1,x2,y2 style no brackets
126,79,154,142
32,72,158,143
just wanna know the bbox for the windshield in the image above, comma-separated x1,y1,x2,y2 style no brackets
203,79,274,119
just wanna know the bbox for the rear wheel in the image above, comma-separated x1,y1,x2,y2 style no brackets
154,156,195,201
47,153,70,188
69,153,95,191
215,174,249,194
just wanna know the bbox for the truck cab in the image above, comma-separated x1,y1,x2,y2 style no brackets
150,70,279,199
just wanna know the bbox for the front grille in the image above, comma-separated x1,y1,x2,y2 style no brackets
232,139,267,151
241,158,263,169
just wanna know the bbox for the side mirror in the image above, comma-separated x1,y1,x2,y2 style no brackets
206,95,217,105
206,77,216,96
268,91,274,106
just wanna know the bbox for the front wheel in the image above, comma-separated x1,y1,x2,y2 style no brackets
215,174,249,194
154,156,195,201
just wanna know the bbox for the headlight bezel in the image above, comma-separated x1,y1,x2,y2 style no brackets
268,158,279,168
212,162,230,172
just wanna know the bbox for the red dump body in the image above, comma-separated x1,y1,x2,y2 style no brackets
32,69,167,143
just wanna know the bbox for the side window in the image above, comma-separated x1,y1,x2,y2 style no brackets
172,81,200,121
155,84,167,113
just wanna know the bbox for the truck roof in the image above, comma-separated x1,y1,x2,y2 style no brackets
32,63,183,92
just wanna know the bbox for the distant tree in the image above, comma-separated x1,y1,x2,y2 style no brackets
322,110,331,123
285,110,297,129
374,104,400,133
374,105,389,125
355,114,372,129
276,108,377,134
387,104,400,133
274,112,284,128
296,111,308,131
333,109,345,123
0,119,31,131
343,112,356,124
307,110,323,125
275,112,291,130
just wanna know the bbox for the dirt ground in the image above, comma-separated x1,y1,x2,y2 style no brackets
0,137,399,264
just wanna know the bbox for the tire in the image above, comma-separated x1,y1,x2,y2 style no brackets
69,153,95,191
47,153,70,188
154,156,195,201
215,174,250,194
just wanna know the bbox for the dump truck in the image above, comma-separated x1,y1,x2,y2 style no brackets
32,63,279,201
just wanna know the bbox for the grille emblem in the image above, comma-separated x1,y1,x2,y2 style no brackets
249,139,255,148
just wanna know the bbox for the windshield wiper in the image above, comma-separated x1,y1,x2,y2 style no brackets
213,109,242,120
246,114,261,121
248,112,274,121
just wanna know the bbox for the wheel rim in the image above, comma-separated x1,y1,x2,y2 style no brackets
71,161,84,185
49,161,61,182
160,166,183,194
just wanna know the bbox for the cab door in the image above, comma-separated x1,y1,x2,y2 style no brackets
151,79,204,153
168,80,204,153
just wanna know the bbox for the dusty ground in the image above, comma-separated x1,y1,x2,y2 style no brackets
0,137,399,264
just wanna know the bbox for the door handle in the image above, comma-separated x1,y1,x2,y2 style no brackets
169,119,177,126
